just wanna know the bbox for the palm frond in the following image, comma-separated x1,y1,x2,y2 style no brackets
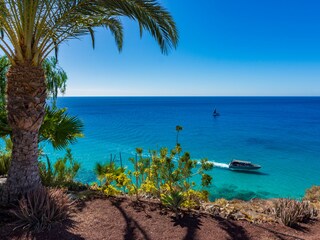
42,56,67,103
0,0,178,65
0,55,9,104
39,107,84,150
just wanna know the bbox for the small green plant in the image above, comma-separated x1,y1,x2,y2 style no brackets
39,149,81,189
182,189,209,209
161,190,185,218
94,160,131,197
128,148,152,199
0,137,12,175
11,187,73,232
274,198,316,227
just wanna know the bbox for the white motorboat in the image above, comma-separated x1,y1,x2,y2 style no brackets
229,159,261,171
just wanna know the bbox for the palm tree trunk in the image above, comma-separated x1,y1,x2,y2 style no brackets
1,63,46,203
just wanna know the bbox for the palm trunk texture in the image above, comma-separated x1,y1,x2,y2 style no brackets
1,63,46,203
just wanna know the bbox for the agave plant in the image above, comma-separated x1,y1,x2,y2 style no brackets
161,190,185,218
0,0,178,203
11,187,73,232
274,198,316,227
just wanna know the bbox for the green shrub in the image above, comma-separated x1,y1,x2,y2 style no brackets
181,189,209,209
274,198,316,227
161,190,185,218
0,153,10,175
93,145,214,210
93,161,130,196
11,187,73,232
0,137,12,175
304,186,320,203
39,149,81,189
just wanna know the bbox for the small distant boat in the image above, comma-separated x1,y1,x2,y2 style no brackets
213,108,220,117
229,159,261,171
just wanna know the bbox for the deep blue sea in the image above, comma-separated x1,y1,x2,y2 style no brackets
43,97,320,200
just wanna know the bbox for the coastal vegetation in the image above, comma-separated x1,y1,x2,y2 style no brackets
0,54,83,231
93,146,213,215
274,198,315,227
0,2,319,239
0,137,11,175
11,187,73,232
0,55,83,182
304,186,320,203
39,149,81,190
0,0,178,203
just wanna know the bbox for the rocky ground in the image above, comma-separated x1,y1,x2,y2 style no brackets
1,196,320,240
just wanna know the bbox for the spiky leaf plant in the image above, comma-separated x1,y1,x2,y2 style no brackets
274,198,316,227
11,187,73,232
161,190,185,218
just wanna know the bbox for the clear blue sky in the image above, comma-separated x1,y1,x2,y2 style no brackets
57,0,320,96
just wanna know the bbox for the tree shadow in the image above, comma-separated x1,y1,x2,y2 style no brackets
213,216,250,240
171,212,203,240
253,224,306,240
128,198,163,218
130,199,147,212
110,198,151,240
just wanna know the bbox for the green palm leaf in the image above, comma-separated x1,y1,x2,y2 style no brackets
39,107,84,150
42,56,67,102
0,0,178,65
0,56,9,104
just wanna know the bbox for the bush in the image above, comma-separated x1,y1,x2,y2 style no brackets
161,190,185,218
93,146,214,208
11,187,73,232
274,198,316,227
304,186,320,203
93,161,130,197
0,153,10,175
0,137,12,175
181,189,209,209
39,149,81,189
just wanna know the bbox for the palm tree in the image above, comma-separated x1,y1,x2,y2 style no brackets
0,55,81,147
175,125,183,145
0,55,83,179
0,1,178,202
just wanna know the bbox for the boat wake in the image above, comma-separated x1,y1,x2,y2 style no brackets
209,161,229,169
128,152,230,169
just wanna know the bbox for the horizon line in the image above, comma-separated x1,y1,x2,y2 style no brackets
56,95,320,98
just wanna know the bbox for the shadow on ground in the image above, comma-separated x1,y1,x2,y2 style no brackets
111,198,151,240
253,223,307,240
171,213,203,240
213,216,250,240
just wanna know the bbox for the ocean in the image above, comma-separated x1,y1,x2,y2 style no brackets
43,97,320,200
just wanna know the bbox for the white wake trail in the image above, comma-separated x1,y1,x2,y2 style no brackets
129,152,230,169
209,161,229,169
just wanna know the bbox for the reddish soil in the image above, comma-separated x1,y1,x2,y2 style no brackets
1,196,320,240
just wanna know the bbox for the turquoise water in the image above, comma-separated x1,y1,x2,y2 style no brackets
43,97,320,200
